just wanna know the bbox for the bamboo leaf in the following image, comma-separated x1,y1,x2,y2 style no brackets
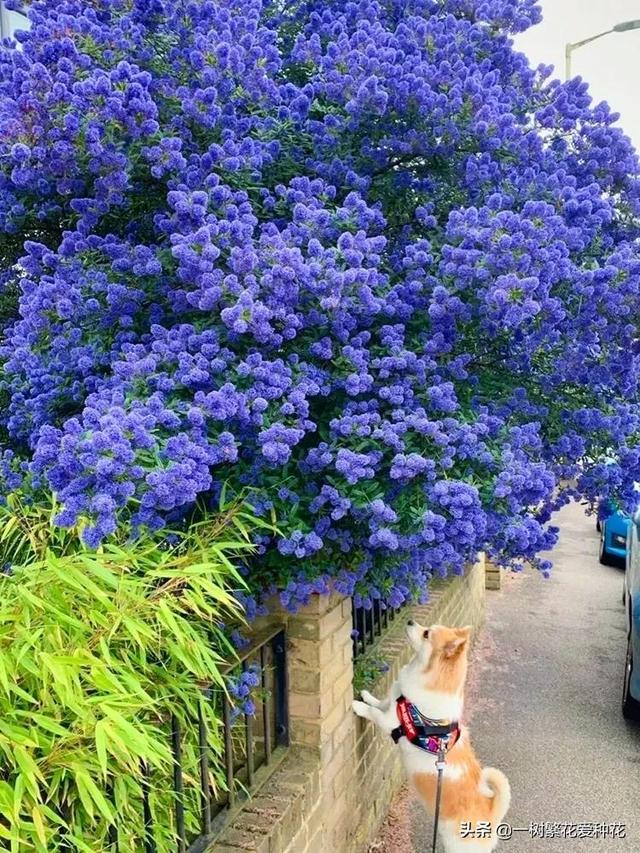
94,720,108,777
75,769,114,823
14,712,68,739
73,769,96,821
13,746,44,785
31,805,46,845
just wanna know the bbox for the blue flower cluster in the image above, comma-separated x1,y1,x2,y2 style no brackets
228,665,261,719
2,0,640,611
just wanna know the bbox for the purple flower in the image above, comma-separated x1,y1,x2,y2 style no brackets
0,0,638,614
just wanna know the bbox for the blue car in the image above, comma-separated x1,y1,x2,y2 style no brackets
623,513,640,719
598,502,630,566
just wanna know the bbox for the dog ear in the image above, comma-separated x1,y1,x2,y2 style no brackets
443,627,471,658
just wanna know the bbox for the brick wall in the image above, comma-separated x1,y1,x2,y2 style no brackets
213,556,486,853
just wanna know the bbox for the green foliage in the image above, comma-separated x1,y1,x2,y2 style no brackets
0,495,262,851
352,653,391,694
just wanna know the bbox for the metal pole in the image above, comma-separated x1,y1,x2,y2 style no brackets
565,30,612,80
564,23,640,80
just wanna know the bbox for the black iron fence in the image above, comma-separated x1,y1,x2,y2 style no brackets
351,599,405,660
103,626,288,853
209,626,289,838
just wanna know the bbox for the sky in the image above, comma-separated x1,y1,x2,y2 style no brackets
514,0,640,152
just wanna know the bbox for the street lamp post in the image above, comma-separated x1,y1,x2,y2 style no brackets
565,19,640,80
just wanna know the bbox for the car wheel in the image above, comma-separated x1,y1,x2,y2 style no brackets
596,517,602,533
622,634,640,721
599,525,615,566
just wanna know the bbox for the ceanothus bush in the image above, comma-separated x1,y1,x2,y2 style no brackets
2,0,640,612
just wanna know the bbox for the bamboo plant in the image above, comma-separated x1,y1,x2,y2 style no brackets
0,493,264,851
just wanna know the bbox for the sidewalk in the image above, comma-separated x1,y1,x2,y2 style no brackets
370,502,640,852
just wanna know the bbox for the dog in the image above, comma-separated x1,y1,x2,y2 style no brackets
352,620,511,852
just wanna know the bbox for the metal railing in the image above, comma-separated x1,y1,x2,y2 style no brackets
101,626,288,852
209,626,289,836
351,599,405,660
191,625,289,850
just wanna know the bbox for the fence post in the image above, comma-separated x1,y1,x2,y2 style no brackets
485,554,502,590
282,592,356,851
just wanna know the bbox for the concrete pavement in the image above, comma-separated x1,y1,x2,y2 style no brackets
370,501,640,852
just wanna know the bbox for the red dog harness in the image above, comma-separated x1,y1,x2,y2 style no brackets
390,695,460,754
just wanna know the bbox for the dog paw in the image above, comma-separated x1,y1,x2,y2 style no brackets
360,689,379,707
352,699,370,718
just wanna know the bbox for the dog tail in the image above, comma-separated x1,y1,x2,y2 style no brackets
480,767,511,823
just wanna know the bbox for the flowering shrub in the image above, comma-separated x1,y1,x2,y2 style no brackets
2,0,640,611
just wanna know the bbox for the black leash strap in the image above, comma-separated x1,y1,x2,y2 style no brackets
431,742,446,853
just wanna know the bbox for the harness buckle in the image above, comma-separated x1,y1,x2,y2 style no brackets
435,740,447,771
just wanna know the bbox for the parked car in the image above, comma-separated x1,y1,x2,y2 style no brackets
623,512,640,719
598,500,630,566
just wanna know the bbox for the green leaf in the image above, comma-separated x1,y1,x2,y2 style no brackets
16,712,68,738
31,805,46,846
94,720,109,777
73,769,95,821
13,746,44,786
74,769,115,823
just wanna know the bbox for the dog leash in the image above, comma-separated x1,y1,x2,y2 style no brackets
431,741,446,853
387,697,456,852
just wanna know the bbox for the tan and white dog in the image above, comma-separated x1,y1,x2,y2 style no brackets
352,620,511,852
